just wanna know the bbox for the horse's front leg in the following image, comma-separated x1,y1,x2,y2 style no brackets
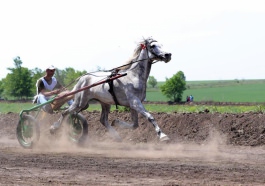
111,109,139,129
144,111,169,141
49,107,70,134
130,100,170,141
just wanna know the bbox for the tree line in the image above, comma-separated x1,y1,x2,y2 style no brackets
0,56,187,102
0,57,87,100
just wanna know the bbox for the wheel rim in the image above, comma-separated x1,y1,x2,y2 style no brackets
17,115,39,148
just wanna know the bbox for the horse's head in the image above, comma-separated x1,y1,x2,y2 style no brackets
145,38,172,63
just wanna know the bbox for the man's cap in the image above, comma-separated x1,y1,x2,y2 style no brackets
46,65,56,70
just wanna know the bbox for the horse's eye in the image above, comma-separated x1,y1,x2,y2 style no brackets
150,45,156,48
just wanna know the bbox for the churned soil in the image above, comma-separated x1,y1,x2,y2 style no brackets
1,109,265,185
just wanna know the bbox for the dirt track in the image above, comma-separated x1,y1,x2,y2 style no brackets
1,110,265,185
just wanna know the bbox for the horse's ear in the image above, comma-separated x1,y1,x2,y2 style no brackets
141,43,146,49
149,40,157,44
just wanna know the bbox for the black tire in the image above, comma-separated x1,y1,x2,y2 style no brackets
64,113,88,146
16,114,40,149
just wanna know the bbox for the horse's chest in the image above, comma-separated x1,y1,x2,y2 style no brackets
129,77,144,89
133,82,141,89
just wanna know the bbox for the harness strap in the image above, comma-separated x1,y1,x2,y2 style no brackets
107,70,120,109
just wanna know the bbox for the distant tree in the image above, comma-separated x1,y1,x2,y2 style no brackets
52,67,87,89
3,56,33,99
13,56,22,67
53,68,66,87
96,66,105,71
0,80,3,98
160,71,186,102
148,76,158,88
63,67,87,88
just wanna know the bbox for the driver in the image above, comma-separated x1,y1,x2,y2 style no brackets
34,65,73,114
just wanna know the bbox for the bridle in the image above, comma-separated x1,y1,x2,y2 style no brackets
144,39,161,64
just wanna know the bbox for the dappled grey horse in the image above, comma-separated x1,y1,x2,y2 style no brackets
56,37,172,141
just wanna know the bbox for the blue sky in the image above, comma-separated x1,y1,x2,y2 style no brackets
0,0,264,81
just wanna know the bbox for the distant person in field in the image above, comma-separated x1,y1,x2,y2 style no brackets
190,95,194,102
186,96,190,102
33,65,73,114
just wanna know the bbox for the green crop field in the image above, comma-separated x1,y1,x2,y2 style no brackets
1,101,265,114
147,79,265,103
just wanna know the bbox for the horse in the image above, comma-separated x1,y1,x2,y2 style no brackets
55,37,172,142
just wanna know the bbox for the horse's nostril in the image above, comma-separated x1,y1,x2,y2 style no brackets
165,53,172,58
165,53,171,57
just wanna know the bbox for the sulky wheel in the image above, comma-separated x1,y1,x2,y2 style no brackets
64,113,88,146
16,114,40,149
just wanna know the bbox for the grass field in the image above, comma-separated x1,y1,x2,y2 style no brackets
1,102,265,114
147,79,265,103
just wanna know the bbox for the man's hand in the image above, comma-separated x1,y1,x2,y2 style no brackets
52,89,60,94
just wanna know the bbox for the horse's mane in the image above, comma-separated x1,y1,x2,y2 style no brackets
117,37,152,71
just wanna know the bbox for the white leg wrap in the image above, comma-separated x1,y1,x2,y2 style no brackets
159,132,170,141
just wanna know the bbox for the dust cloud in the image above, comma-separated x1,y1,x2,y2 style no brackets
25,128,246,163
1,111,263,162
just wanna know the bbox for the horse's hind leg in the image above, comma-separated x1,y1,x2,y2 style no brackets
111,109,139,129
50,101,82,133
100,103,122,142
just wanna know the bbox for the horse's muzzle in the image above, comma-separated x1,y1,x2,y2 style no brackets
164,53,172,63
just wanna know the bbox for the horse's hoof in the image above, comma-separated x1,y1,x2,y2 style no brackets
49,122,61,135
159,133,170,142
160,136,170,142
49,127,57,135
